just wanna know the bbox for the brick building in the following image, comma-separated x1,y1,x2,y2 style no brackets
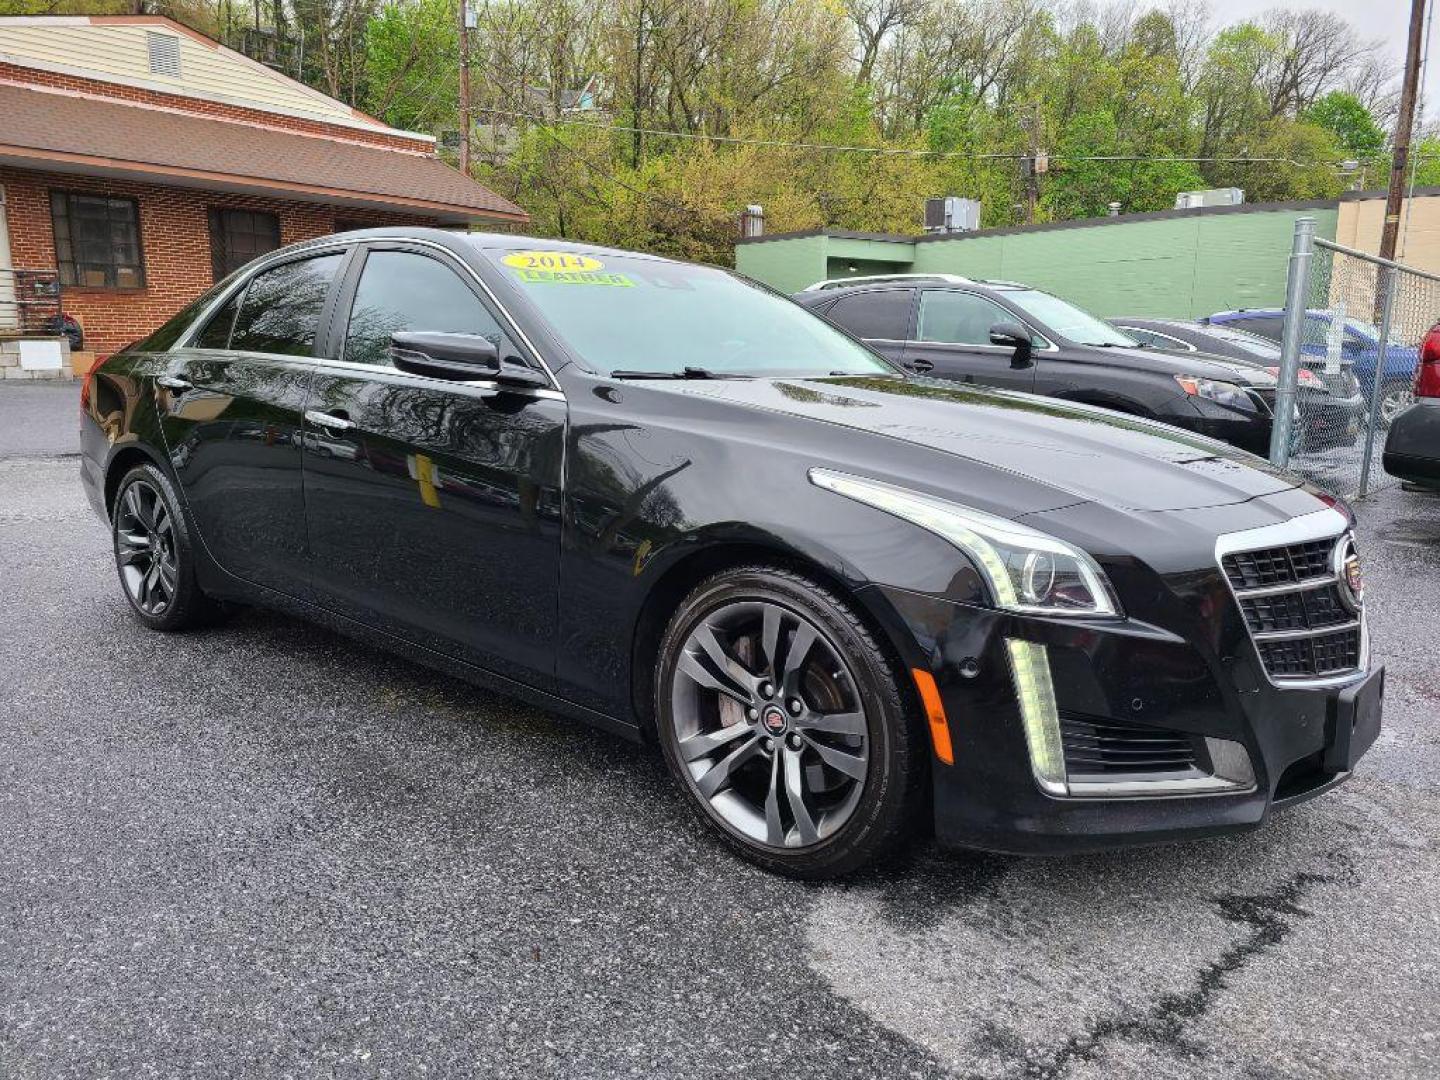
0,15,526,369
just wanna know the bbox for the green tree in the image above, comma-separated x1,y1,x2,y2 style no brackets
1302,91,1386,159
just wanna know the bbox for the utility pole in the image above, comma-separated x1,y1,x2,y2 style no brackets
458,0,473,175
1380,0,1426,262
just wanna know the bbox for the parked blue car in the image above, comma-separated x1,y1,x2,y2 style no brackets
1204,309,1419,425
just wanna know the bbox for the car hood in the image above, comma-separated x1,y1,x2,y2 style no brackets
662,375,1298,512
1095,344,1275,386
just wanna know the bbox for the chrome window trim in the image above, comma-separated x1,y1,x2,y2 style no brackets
167,236,565,397
1214,507,1369,689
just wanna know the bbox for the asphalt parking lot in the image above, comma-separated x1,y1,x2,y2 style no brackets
2,381,1438,1079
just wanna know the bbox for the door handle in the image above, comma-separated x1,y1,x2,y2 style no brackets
909,359,934,373
305,410,358,432
156,375,192,391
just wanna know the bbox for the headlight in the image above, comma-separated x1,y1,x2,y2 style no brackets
1174,375,1257,412
809,469,1121,617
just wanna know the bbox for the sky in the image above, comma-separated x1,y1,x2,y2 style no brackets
1212,0,1437,122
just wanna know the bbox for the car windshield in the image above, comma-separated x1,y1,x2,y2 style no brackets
1001,289,1139,347
485,248,895,378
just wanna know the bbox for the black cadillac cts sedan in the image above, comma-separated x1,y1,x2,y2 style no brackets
81,229,1383,878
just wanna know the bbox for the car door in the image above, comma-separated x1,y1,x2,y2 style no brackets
156,247,349,599
901,288,1038,391
818,288,915,363
301,243,566,684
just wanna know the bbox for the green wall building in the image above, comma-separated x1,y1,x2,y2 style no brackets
736,200,1342,319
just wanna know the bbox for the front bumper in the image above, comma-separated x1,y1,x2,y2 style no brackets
865,584,1378,855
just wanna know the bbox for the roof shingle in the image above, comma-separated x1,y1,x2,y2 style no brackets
0,81,525,221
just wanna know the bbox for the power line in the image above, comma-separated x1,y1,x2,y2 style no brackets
477,107,1386,168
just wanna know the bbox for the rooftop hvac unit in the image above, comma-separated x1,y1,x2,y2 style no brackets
1175,188,1245,210
924,197,981,234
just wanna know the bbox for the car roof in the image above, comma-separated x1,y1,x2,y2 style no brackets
296,226,685,267
795,278,1022,303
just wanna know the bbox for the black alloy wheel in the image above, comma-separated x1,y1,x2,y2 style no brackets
111,463,220,631
656,566,925,879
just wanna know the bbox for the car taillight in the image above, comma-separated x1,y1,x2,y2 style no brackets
1417,324,1440,398
80,366,94,413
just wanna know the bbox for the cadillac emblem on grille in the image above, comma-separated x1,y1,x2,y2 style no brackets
1337,536,1364,613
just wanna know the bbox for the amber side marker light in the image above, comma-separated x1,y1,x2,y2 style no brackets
911,669,954,765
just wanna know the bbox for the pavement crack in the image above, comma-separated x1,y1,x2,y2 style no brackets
1008,856,1353,1080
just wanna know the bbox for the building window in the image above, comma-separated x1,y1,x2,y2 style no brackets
50,192,145,289
208,209,281,281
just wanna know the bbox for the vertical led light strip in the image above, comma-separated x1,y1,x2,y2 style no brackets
1005,639,1067,795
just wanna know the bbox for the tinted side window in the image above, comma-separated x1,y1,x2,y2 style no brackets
824,290,912,340
230,253,344,357
916,291,1015,345
133,282,230,352
193,293,240,349
342,250,508,366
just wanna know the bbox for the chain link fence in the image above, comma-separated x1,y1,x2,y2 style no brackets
1269,220,1438,499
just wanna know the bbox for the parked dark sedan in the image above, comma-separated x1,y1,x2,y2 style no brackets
796,280,1285,455
1112,316,1364,450
1384,323,1440,489
81,230,1381,878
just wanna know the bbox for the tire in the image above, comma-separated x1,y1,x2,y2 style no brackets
655,566,925,879
111,462,222,631
1379,383,1415,428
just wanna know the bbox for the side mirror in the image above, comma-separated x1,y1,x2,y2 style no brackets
989,322,1033,367
389,332,549,389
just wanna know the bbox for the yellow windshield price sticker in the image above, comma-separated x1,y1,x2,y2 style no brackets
503,251,604,272
502,250,631,285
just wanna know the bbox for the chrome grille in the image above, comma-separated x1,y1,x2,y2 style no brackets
1223,539,1333,589
1219,522,1364,683
1060,715,1199,777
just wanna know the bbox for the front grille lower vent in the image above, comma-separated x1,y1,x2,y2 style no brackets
1221,530,1363,682
1060,715,1200,777
1256,627,1362,678
1238,583,1352,634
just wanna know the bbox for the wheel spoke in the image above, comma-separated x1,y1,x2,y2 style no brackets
135,485,158,531
761,603,782,679
801,733,868,781
780,621,818,693
692,623,754,694
677,721,754,763
117,546,149,568
121,485,145,529
677,651,751,708
763,750,785,845
156,557,177,597
152,501,171,539
783,747,818,845
695,734,762,799
796,709,865,737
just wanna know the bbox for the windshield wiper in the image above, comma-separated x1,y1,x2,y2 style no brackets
608,366,751,380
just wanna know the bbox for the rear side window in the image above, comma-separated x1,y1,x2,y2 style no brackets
342,250,509,366
229,253,344,357
824,290,912,340
193,293,240,349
